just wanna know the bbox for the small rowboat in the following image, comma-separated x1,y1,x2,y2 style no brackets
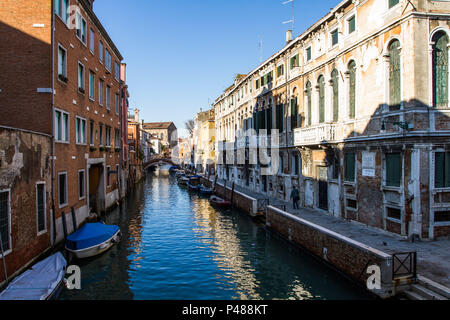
209,195,232,208
178,176,189,185
199,185,213,195
65,223,121,259
0,252,67,300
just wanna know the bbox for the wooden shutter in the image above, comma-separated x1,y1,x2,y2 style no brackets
389,40,401,110
349,61,356,119
345,153,355,182
306,82,312,125
319,76,325,123
332,70,339,122
386,153,401,187
433,32,449,108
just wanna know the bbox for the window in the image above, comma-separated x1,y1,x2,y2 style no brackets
388,40,401,110
89,120,94,145
306,81,312,125
348,60,356,119
256,79,260,89
293,155,300,175
331,69,339,122
348,15,356,34
105,126,111,146
435,211,450,223
290,54,299,69
277,64,284,77
432,31,449,108
276,104,284,132
115,129,120,148
106,86,111,110
55,0,68,24
306,47,312,62
106,166,111,187
89,71,95,100
114,62,120,80
387,207,401,220
54,109,69,142
435,152,450,188
318,75,325,123
99,79,104,105
76,117,87,144
99,124,103,146
36,183,46,234
105,49,112,71
331,29,339,46
76,12,87,44
115,93,120,114
0,191,11,253
78,62,85,92
291,97,298,129
58,45,67,79
99,41,104,63
386,153,402,187
344,152,356,182
389,0,399,9
89,28,95,53
58,172,67,208
78,170,85,200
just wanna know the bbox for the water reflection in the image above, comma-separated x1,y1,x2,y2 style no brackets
60,170,371,300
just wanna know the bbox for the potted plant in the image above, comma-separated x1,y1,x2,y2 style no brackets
89,146,97,152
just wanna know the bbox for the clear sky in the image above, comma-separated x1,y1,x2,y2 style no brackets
94,0,338,136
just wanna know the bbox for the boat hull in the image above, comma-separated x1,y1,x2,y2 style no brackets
66,230,121,259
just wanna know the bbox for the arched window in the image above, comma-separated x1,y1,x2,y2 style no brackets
388,40,401,110
306,81,312,125
318,75,325,123
331,69,339,122
348,61,356,119
432,31,449,108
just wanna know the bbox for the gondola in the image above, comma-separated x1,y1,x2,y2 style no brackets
209,195,232,208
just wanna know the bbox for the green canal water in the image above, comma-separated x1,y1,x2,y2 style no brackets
60,169,372,300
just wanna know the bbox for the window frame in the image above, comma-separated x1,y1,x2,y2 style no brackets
99,41,104,64
330,28,339,47
58,172,68,209
55,0,69,25
78,169,86,200
89,120,95,146
89,28,95,54
114,61,120,81
344,152,356,183
106,85,111,110
78,61,85,92
76,11,87,45
115,93,120,115
36,182,47,236
54,108,70,143
98,79,104,106
57,44,67,79
385,152,402,188
305,46,312,62
347,15,356,35
75,116,87,145
105,49,112,72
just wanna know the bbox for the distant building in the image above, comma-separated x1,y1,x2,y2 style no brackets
193,109,216,175
142,122,178,157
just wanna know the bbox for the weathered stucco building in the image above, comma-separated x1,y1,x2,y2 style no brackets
213,0,450,239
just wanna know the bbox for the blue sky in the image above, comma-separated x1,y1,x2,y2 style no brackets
94,0,337,136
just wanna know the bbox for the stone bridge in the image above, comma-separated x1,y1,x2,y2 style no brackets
143,157,176,169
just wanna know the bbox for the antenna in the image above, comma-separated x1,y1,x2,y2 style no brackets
282,0,295,35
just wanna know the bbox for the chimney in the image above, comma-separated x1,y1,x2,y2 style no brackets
134,109,139,122
286,30,293,44
120,63,127,83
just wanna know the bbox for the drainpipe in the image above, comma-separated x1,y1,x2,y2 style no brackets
51,0,56,246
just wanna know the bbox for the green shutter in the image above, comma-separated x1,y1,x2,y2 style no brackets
348,16,355,34
345,153,355,182
436,152,444,188
332,70,339,122
349,61,356,119
319,76,325,123
389,40,401,110
386,153,401,187
389,0,399,9
267,107,272,132
307,82,312,125
291,98,298,129
433,32,449,108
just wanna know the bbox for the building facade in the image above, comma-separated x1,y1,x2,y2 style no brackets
213,0,450,239
142,122,178,157
193,109,216,174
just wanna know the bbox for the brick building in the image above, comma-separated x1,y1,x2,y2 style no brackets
0,0,126,283
213,0,450,240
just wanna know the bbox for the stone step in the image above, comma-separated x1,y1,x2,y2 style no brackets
417,275,450,299
412,284,447,300
403,290,425,300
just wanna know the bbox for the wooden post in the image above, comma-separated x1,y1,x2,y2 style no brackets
71,207,78,232
61,211,68,240
231,182,235,205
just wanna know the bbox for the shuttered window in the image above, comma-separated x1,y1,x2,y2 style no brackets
291,97,298,129
386,153,402,187
332,69,339,122
290,54,299,69
348,16,355,34
37,184,46,233
266,107,272,132
276,104,284,132
348,61,356,119
0,191,10,252
344,153,356,182
435,152,450,188
389,0,399,9
432,32,449,108
389,40,401,110
306,82,312,125
318,76,325,123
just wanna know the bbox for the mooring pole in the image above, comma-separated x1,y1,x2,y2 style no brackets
0,231,8,284
231,182,235,205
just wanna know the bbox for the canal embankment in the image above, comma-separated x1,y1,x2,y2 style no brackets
201,175,450,300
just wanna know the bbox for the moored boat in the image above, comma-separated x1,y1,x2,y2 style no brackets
0,252,67,300
199,185,213,195
178,176,189,185
187,177,201,191
65,223,121,259
209,195,232,208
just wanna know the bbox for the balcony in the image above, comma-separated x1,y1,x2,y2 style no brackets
293,123,339,146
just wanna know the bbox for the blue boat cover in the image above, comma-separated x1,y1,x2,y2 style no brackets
66,223,119,251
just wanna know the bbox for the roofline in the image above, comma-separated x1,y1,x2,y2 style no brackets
79,0,123,61
213,0,352,105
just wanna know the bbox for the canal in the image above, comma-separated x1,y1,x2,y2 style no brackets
60,168,372,300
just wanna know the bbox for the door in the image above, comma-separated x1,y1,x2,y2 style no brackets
318,166,328,211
